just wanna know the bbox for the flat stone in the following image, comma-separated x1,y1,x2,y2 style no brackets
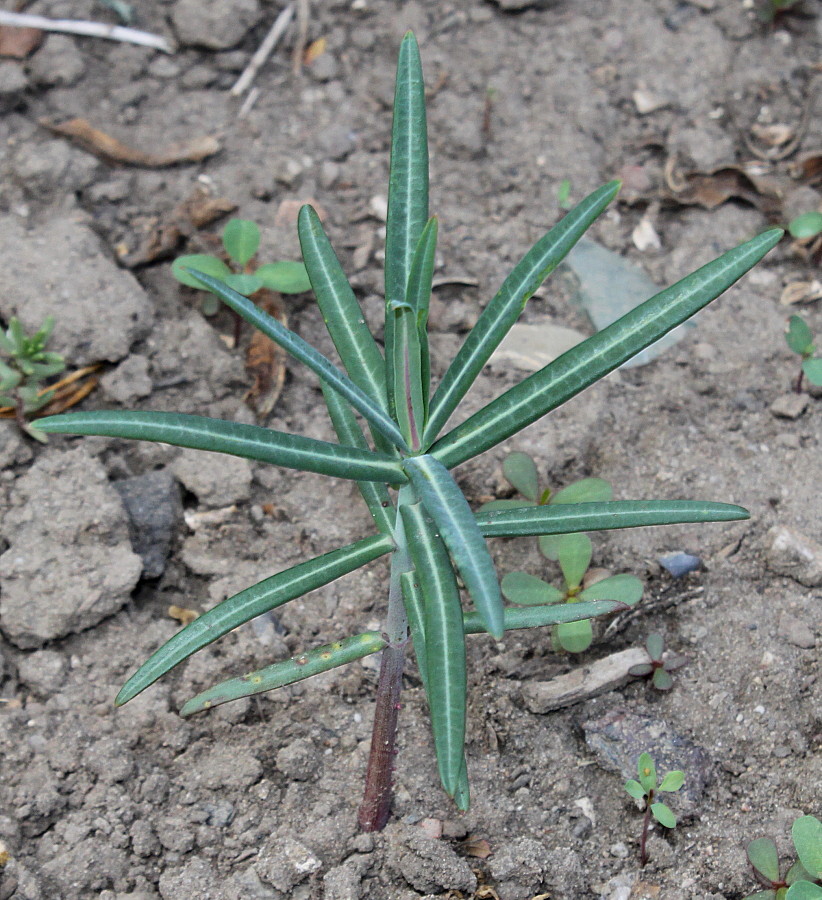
770,393,809,420
172,447,252,508
0,448,142,648
255,834,321,893
0,215,153,366
765,526,822,587
101,355,153,403
0,61,27,112
489,321,587,373
778,612,816,649
172,0,263,50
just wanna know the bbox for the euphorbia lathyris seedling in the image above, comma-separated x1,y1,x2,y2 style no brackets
39,33,781,831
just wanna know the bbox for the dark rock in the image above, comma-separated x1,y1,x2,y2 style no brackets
114,469,181,579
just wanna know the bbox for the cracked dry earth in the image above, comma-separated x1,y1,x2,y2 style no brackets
0,1,820,898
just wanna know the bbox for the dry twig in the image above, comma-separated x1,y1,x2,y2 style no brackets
0,10,172,53
231,4,294,97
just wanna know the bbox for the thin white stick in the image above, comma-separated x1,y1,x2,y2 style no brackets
230,3,294,97
0,10,173,53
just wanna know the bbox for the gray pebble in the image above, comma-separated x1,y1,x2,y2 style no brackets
172,0,262,50
28,35,86,87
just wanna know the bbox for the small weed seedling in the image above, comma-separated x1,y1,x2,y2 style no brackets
0,316,65,442
788,213,822,243
628,633,689,690
172,217,311,317
624,753,684,866
38,34,781,830
487,452,642,652
785,315,822,393
746,815,822,899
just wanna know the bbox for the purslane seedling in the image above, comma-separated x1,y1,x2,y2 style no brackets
485,453,642,652
785,315,822,393
172,217,311,316
0,316,66,442
628,633,689,690
38,33,781,831
745,815,822,900
624,752,685,866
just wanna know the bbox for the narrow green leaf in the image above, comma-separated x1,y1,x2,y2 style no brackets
638,752,657,792
658,770,685,793
320,384,395,534
400,570,429,688
651,802,676,829
550,477,612,505
401,502,466,796
431,229,783,468
558,533,592,589
385,31,429,419
454,761,470,812
222,218,260,266
748,839,782,883
580,574,643,606
624,779,646,801
403,454,504,639
787,316,814,355
116,533,393,705
501,572,565,606
480,499,537,513
36,411,406,484
180,631,386,715
406,216,438,415
297,205,387,408
463,599,623,633
391,303,425,450
476,500,749,538
793,816,822,881
556,618,593,653
255,261,312,294
185,268,409,452
423,181,620,444
503,452,539,502
171,254,231,289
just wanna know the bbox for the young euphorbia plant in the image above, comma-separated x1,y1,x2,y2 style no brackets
38,33,781,831
745,816,822,900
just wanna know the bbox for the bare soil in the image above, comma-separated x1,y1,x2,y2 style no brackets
0,2,820,899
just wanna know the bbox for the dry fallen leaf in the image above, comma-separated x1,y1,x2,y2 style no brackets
0,365,101,420
460,835,492,859
245,290,287,419
304,36,326,65
168,605,200,626
41,117,221,167
790,150,822,185
0,24,42,58
780,279,822,306
663,158,782,214
750,122,795,148
275,197,326,226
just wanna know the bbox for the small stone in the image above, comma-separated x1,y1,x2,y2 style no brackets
658,552,701,577
387,826,476,895
255,834,321,893
765,526,822,587
486,836,548,898
181,64,217,90
16,650,67,695
778,612,816,649
28,35,85,87
172,448,252,508
114,469,182,579
633,87,668,115
158,858,221,899
275,738,319,781
770,393,809,420
0,62,27,112
147,56,181,79
156,817,195,854
172,0,263,50
101,355,153,403
307,52,339,82
610,841,630,858
189,745,262,790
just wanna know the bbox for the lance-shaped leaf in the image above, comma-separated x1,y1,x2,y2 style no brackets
423,181,621,445
185,268,408,452
180,631,387,716
401,502,466,796
37,410,406,484
431,228,783,468
463,599,624,633
298,205,387,410
321,384,395,535
405,216,438,416
391,300,426,450
385,31,428,417
476,499,749,538
115,533,393,705
403,454,504,639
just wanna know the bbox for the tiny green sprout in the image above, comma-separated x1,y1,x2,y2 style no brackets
0,316,66,442
745,815,822,900
490,453,642,653
785,315,822,394
624,752,685,866
172,217,311,316
628,633,689,690
557,178,573,211
37,33,780,831
788,212,822,242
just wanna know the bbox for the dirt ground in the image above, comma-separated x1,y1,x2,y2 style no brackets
0,1,820,898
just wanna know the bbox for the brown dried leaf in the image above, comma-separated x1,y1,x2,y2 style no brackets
790,151,822,185
663,159,782,214
275,197,326,227
460,836,492,859
245,290,287,419
750,122,795,148
40,117,221,167
304,36,326,65
0,25,42,58
168,605,200,626
780,279,822,305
